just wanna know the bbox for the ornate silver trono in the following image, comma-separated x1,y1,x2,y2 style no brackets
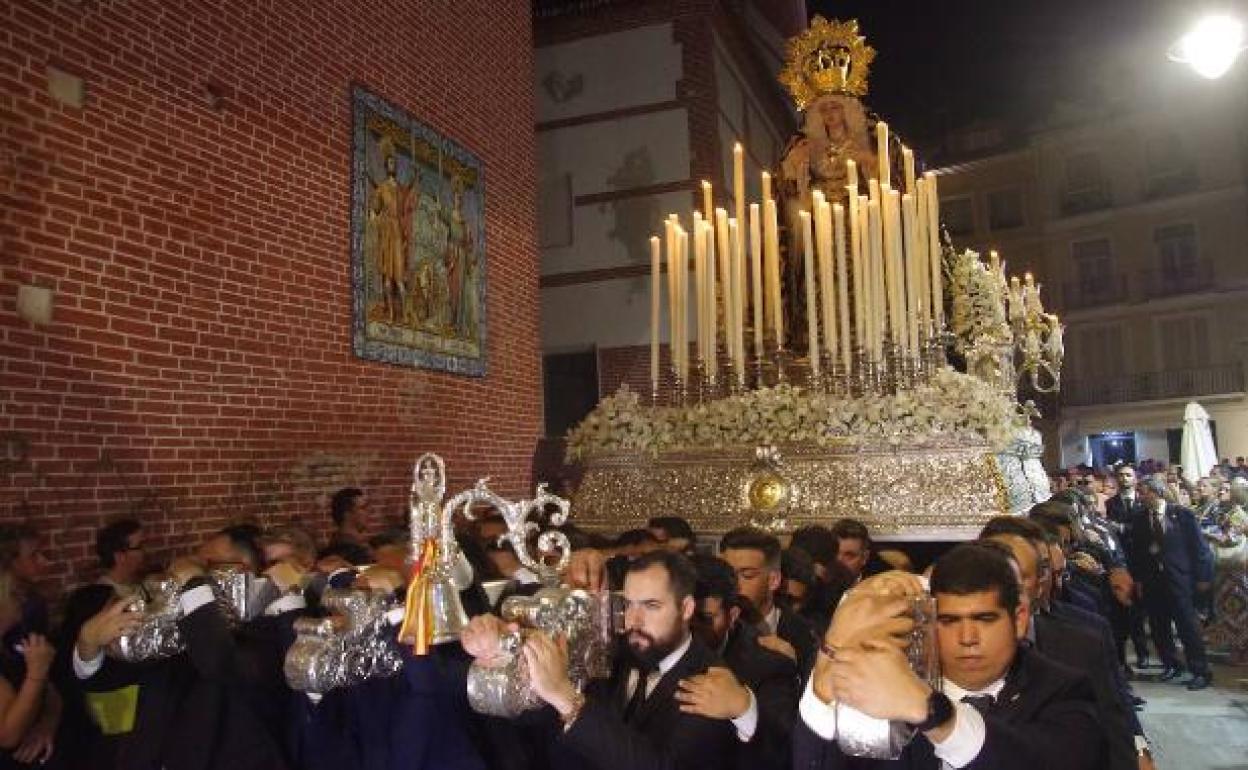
835,594,940,759
107,577,184,662
465,632,546,717
464,480,620,717
210,565,252,626
283,587,403,694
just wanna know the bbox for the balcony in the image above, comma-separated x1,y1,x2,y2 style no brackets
1061,363,1244,407
1059,188,1113,217
1060,273,1129,311
1137,261,1215,300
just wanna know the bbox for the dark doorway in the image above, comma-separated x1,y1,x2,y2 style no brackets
543,351,599,438
1089,432,1136,467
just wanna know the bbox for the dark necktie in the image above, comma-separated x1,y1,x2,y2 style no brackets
623,668,653,724
961,694,994,715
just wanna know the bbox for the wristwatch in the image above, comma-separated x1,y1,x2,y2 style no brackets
907,690,954,733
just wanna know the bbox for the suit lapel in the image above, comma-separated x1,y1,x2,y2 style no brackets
632,639,704,728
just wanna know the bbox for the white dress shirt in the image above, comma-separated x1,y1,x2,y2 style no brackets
798,673,1005,768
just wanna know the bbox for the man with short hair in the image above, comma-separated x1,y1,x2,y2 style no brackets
518,550,736,770
682,555,798,770
327,486,376,562
647,516,696,555
1130,476,1214,689
719,527,818,671
1104,466,1151,669
795,544,1107,770
56,519,146,768
830,519,874,583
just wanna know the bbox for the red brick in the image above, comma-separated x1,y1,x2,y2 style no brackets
1,0,542,600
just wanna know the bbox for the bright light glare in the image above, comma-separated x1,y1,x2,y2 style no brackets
1170,14,1246,79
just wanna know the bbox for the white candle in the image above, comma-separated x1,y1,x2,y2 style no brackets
814,198,836,374
902,146,916,194
678,227,689,384
762,171,772,203
650,235,661,392
924,171,943,329
876,120,890,184
833,203,851,370
729,218,746,385
867,197,883,359
692,213,706,368
858,194,870,354
886,188,906,355
705,218,718,381
733,143,746,260
800,211,819,376
847,161,861,353
914,178,930,337
701,180,713,225
749,204,764,360
902,193,920,354
764,198,783,345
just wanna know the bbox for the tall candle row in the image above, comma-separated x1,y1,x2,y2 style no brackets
647,129,947,395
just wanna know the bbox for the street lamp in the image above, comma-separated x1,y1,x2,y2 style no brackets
1168,13,1246,79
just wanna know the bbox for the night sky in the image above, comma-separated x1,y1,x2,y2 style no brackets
804,0,1197,150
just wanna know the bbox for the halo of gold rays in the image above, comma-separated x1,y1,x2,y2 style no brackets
779,16,876,109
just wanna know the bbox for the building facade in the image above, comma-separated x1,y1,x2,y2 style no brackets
533,0,804,466
935,79,1248,469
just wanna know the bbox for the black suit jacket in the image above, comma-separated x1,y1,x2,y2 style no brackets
722,623,799,770
1033,613,1136,770
112,587,294,770
776,605,819,675
1105,493,1143,529
554,636,736,770
1125,504,1213,595
792,646,1105,770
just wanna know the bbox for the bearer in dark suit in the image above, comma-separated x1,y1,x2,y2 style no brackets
73,527,296,770
1128,476,1215,690
794,544,1106,770
517,550,736,770
720,527,819,673
678,554,798,770
1105,465,1152,669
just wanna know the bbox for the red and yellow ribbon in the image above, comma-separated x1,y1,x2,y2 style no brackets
398,538,438,655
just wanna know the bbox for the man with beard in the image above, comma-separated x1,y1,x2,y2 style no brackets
518,550,735,770
678,555,798,770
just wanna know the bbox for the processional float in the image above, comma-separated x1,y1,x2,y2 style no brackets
566,17,1063,541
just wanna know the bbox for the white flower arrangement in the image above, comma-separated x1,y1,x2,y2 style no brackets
565,368,1029,462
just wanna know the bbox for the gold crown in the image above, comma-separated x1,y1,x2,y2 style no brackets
779,16,876,109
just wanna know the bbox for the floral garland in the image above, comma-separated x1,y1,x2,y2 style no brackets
565,368,1030,462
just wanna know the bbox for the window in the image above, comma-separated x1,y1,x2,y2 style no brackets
1153,223,1198,280
1158,316,1210,370
1076,325,1124,380
538,173,573,248
941,196,974,236
987,188,1024,230
1072,238,1113,293
1061,152,1110,215
1144,131,1197,197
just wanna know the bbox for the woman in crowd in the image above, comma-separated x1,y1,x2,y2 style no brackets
0,570,57,769
1205,479,1248,665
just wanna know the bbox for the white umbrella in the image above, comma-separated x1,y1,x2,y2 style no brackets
1180,401,1217,484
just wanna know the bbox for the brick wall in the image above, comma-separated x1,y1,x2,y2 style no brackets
0,0,542,596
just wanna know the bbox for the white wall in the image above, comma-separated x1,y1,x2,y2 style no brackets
535,23,681,123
